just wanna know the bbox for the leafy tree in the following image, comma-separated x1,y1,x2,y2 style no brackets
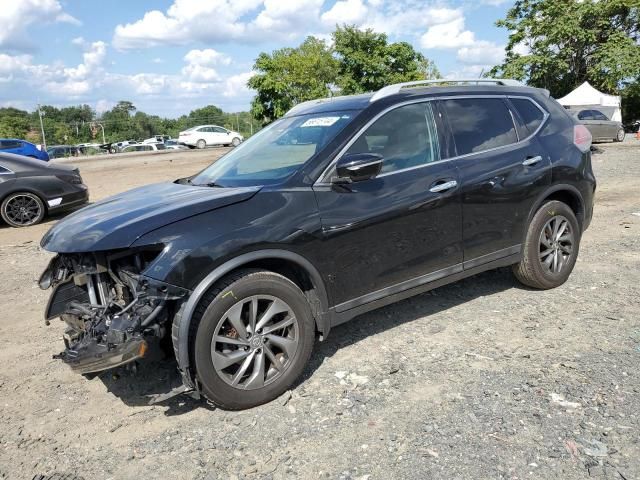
248,26,440,122
249,37,339,123
333,25,439,94
490,0,640,97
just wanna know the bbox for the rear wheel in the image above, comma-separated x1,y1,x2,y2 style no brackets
615,128,625,142
196,139,206,149
1,192,46,227
513,200,581,289
193,269,315,410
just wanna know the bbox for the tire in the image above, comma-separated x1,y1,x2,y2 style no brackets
193,269,315,410
1,192,46,227
196,139,206,149
231,137,241,147
512,200,581,289
614,128,625,142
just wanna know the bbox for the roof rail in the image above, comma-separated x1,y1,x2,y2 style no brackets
369,78,525,103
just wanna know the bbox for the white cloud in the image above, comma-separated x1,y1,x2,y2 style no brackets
0,40,255,116
112,0,469,50
457,41,505,65
113,0,263,49
0,0,80,51
321,0,369,26
420,16,475,49
223,71,255,98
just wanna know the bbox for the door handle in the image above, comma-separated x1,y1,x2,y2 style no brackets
522,155,543,166
429,180,458,193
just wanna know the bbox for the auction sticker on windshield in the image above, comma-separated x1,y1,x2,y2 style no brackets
301,117,341,127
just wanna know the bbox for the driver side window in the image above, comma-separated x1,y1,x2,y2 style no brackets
344,102,440,174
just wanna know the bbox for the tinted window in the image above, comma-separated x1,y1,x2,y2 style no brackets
197,127,211,133
212,127,227,133
0,140,22,149
511,98,545,134
443,98,518,156
577,110,593,120
592,110,609,121
190,110,356,187
344,102,440,174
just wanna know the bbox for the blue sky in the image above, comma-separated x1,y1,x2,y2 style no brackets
0,0,514,118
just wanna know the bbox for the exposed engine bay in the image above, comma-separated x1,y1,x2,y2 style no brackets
39,247,189,375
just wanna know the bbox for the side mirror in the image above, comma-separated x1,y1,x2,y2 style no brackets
335,153,383,183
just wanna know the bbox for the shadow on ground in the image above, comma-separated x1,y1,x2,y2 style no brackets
95,266,527,414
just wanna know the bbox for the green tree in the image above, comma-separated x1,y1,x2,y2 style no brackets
333,25,439,94
248,37,338,123
490,0,640,97
248,27,440,122
0,107,31,139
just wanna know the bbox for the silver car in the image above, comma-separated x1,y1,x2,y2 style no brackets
570,108,625,143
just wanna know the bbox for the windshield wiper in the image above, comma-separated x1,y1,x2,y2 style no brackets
191,181,226,188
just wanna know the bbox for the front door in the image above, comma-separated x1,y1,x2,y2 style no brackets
439,96,551,266
312,101,463,311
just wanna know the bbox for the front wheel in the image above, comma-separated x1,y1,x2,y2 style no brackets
1,192,46,227
513,200,581,289
193,269,315,410
231,137,241,147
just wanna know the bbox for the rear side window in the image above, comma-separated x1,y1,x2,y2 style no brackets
577,110,593,120
592,110,609,121
344,102,440,174
0,140,22,150
511,98,546,135
442,98,518,156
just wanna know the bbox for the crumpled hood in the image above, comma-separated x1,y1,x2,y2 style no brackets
41,182,260,253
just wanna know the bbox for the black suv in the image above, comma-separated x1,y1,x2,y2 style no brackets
39,79,596,409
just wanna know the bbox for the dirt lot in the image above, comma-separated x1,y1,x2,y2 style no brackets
0,144,638,480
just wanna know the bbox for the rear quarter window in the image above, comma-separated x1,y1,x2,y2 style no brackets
0,140,22,150
511,98,546,135
0,164,12,174
442,98,518,156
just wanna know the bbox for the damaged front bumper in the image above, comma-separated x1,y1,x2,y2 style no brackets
40,250,191,377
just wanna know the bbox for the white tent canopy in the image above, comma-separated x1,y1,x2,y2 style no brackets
558,82,622,122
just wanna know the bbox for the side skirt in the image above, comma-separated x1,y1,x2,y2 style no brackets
330,250,521,327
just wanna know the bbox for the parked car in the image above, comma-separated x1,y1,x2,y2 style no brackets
142,135,171,144
569,108,625,142
109,140,138,153
0,139,49,161
0,153,88,227
47,145,81,159
121,143,166,153
164,139,188,150
178,125,243,148
39,79,596,409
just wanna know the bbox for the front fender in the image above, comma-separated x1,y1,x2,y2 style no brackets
171,249,331,388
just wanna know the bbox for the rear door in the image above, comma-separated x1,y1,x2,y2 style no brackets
440,96,551,267
212,127,230,145
591,110,617,139
312,101,463,310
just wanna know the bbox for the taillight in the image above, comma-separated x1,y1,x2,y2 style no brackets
574,124,592,153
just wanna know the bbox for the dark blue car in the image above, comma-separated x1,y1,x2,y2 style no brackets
0,139,49,161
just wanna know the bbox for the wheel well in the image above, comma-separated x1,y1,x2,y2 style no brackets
221,258,324,331
540,189,583,226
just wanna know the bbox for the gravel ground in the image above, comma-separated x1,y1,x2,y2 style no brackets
0,143,638,480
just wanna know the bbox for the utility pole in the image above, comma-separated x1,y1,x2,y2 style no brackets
37,104,47,149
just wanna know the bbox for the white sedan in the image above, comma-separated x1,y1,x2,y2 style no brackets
178,125,243,149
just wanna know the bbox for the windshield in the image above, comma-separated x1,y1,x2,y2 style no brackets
190,110,357,187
